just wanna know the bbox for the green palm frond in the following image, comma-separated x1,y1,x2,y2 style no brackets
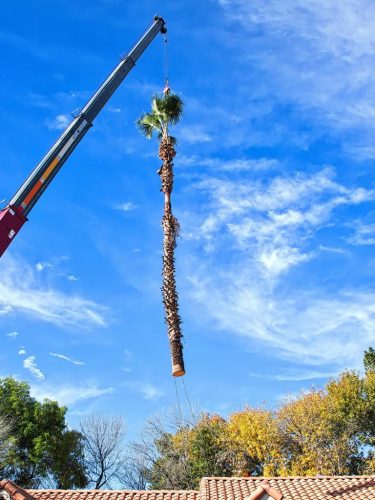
161,94,184,125
136,112,162,139
151,96,163,116
137,93,184,141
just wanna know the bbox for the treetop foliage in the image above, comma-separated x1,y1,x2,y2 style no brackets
136,92,183,141
364,347,375,373
0,377,87,489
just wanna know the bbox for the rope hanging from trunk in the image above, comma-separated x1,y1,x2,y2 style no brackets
182,377,194,418
174,377,183,422
172,376,194,422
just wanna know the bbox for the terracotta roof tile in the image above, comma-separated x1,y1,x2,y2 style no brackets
0,482,198,500
2,476,375,500
0,480,35,500
27,492,198,500
199,476,375,500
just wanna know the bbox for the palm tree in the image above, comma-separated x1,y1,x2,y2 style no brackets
137,90,185,377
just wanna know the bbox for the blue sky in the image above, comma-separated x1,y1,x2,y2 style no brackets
1,0,375,437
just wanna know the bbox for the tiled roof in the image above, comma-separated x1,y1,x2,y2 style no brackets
199,476,375,499
0,480,34,500
29,492,198,500
0,481,198,500
2,476,375,500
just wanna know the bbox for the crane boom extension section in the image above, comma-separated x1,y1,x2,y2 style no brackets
0,16,166,257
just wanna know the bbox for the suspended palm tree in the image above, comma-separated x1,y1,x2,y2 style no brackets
137,89,185,377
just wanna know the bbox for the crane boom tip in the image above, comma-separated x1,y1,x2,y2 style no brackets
154,15,167,34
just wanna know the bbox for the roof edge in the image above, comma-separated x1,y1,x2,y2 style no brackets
200,475,375,480
0,480,35,500
25,490,199,494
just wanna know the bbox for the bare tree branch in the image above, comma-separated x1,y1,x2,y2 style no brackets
80,414,126,489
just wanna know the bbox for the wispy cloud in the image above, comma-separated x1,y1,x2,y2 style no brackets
178,155,280,172
0,29,50,61
347,221,375,246
183,162,375,368
107,106,121,113
218,0,375,156
190,166,374,277
250,370,336,382
35,261,53,272
23,355,45,380
0,30,101,65
0,255,108,328
114,202,138,212
125,381,164,401
0,305,13,316
179,125,212,144
18,348,26,355
188,267,375,368
30,383,115,406
5,331,19,338
66,274,79,281
50,352,84,366
45,114,70,130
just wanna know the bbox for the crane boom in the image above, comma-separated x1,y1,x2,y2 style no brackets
0,16,166,257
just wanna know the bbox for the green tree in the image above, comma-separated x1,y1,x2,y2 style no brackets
0,377,87,488
364,347,375,373
186,415,233,484
137,90,185,377
129,410,233,490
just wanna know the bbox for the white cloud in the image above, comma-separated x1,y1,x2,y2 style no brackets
18,348,26,355
125,381,164,401
183,161,375,368
0,255,108,328
0,305,13,315
217,0,375,155
178,155,280,172
23,355,45,380
258,246,311,276
66,274,79,281
347,221,375,246
191,167,374,277
50,352,84,366
187,266,375,368
179,125,212,144
107,106,121,113
45,114,70,130
115,202,138,212
35,261,53,272
250,370,336,381
30,383,115,406
5,331,19,338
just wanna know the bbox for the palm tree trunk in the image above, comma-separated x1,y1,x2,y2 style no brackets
158,137,185,377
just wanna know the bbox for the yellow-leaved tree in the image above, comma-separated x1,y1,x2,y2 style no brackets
227,407,285,476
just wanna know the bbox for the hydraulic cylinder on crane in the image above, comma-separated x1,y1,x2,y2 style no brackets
0,16,167,257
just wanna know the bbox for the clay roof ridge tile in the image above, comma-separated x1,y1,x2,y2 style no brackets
0,480,35,500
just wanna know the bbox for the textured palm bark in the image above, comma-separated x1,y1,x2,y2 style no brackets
158,138,185,376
